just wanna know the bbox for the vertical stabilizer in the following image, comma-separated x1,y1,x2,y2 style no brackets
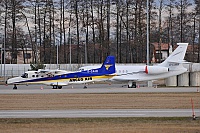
94,56,116,75
159,43,188,67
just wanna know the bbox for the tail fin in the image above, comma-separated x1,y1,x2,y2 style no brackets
159,43,188,67
96,56,116,74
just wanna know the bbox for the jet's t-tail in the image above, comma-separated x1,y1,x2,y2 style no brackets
159,43,188,68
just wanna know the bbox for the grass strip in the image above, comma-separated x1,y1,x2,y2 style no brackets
0,117,199,124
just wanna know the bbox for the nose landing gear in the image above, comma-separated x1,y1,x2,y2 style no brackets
13,84,17,89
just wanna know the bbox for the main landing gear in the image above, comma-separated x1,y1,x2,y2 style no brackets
128,81,136,88
52,85,62,89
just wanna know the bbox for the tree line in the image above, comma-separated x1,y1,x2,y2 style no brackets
0,0,199,64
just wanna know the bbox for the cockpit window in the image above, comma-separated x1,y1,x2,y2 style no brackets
21,73,28,78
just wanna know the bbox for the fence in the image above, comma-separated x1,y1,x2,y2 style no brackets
0,63,99,78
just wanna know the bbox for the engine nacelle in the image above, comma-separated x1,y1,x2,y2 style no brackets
145,66,169,74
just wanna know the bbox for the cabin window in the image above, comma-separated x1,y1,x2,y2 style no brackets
21,73,28,78
36,75,39,77
32,75,35,77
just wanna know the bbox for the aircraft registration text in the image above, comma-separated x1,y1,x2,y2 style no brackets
169,63,179,66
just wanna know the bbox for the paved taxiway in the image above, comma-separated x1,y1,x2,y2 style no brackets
0,84,199,94
1,84,199,118
0,109,199,118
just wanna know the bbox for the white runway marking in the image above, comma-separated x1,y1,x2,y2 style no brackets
0,109,199,118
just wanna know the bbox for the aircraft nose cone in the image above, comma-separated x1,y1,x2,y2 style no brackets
6,78,10,84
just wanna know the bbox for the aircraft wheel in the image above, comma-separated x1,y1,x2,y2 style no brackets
58,86,62,89
83,86,87,89
132,83,136,88
13,84,17,89
52,85,57,89
128,82,136,88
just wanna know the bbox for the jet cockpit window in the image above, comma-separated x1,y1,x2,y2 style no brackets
21,73,28,78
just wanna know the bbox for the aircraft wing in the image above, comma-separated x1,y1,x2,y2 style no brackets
38,69,72,77
48,82,69,86
112,74,139,81
118,71,145,76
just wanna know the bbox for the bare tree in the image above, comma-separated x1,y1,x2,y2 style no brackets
165,0,175,53
158,0,163,63
0,0,198,64
194,0,200,62
106,0,110,57
75,0,80,63
175,0,192,43
90,0,96,63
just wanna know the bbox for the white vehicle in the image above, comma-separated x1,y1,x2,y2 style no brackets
6,56,116,89
79,43,189,88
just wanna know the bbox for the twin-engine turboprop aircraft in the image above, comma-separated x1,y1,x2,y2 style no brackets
79,43,189,88
6,56,116,89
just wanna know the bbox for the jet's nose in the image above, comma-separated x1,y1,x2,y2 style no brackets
5,78,11,84
5,77,9,85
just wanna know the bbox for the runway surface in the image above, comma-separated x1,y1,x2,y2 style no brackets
1,84,199,118
0,109,199,118
0,84,199,94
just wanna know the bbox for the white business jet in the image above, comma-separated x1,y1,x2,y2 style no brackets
79,43,189,88
6,56,116,89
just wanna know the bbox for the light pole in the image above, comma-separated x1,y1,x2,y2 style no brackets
0,44,2,77
193,13,196,62
146,0,149,65
198,15,200,63
69,36,72,70
56,39,59,69
84,41,87,64
3,35,6,81
84,28,87,64
147,0,152,87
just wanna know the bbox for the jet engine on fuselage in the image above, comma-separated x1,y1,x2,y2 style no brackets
145,66,169,74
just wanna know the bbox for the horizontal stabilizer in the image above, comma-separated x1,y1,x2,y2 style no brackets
168,60,191,64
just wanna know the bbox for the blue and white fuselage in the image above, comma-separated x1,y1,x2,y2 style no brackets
6,56,116,89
